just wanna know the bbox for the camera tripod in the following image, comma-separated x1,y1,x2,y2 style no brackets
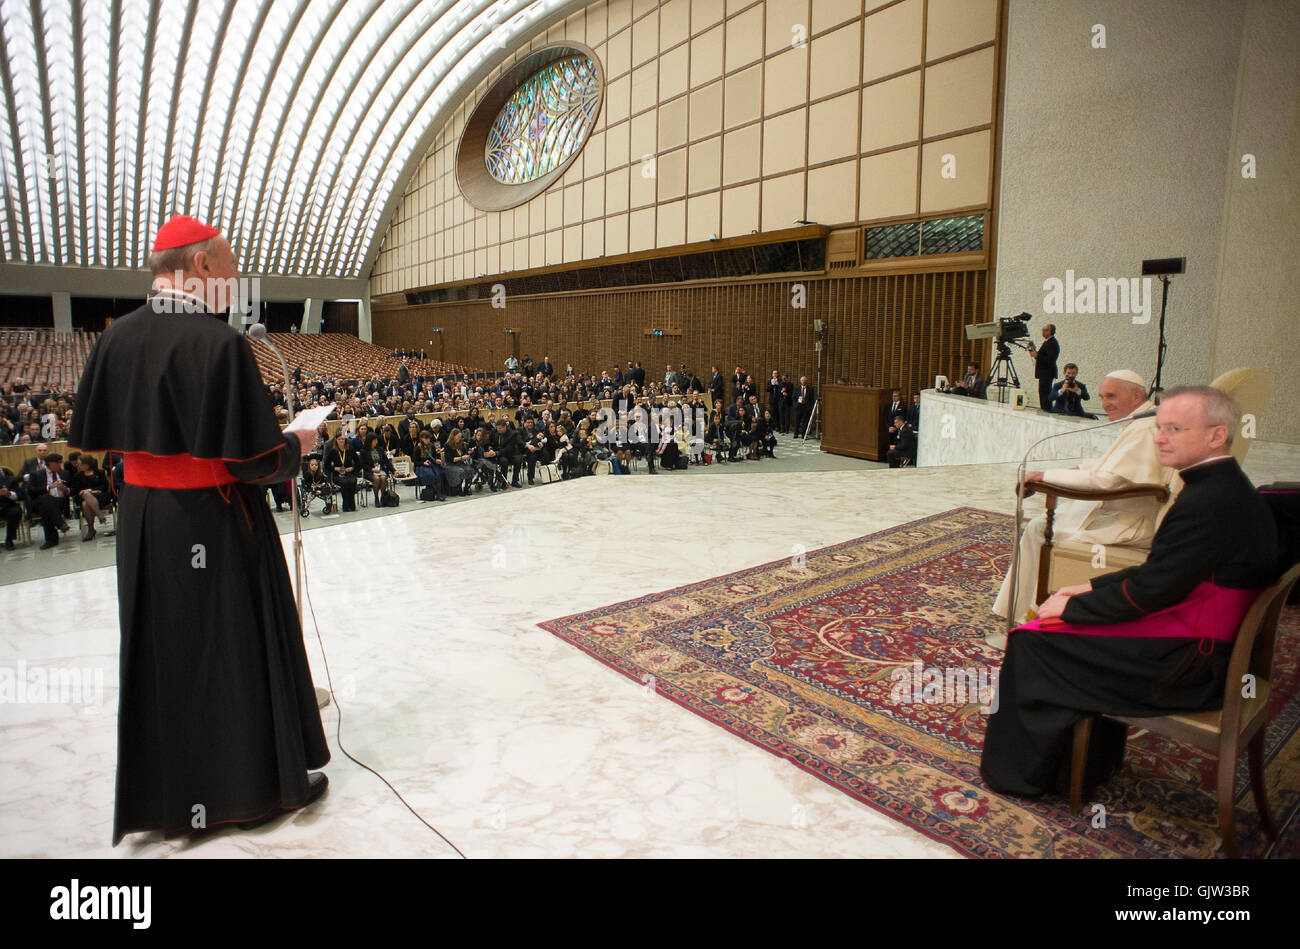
988,341,1022,404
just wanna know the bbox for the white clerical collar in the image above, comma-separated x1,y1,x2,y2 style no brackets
1178,454,1233,473
149,286,211,315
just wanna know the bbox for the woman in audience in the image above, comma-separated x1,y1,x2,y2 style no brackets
324,432,362,512
379,422,401,456
656,415,681,470
442,428,473,495
704,409,726,458
469,427,500,491
310,421,331,457
399,418,422,459
760,409,779,459
411,430,445,501
70,453,112,541
361,431,395,505
541,422,563,466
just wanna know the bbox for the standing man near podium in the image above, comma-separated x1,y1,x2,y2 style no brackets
71,214,330,844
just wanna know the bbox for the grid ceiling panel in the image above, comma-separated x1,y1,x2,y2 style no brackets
0,0,574,278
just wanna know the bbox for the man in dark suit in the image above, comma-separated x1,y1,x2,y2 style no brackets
906,393,922,432
631,362,646,389
0,465,22,549
18,443,51,482
1028,323,1060,412
708,367,724,407
731,366,746,403
887,415,917,468
489,418,523,487
951,362,987,398
26,452,71,548
539,356,554,379
881,389,903,448
397,359,411,385
794,376,815,437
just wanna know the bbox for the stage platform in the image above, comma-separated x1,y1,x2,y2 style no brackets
2,441,1296,858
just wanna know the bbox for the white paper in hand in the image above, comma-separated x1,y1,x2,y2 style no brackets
284,404,338,434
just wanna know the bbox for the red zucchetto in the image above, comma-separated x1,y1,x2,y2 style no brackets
152,214,220,252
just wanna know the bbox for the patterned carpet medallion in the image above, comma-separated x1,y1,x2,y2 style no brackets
540,508,1300,858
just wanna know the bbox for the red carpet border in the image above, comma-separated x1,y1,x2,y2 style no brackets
540,508,1300,858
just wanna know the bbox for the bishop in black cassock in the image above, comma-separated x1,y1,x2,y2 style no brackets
70,215,329,844
980,387,1280,798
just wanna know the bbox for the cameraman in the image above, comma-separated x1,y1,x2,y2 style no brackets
1026,323,1059,412
1048,363,1092,417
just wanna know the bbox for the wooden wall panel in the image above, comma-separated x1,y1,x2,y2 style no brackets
373,270,986,402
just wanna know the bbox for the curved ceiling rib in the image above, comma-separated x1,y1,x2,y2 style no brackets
0,0,587,280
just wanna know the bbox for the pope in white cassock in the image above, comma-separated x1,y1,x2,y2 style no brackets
993,369,1175,625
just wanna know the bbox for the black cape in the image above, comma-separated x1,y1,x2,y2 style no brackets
71,300,329,844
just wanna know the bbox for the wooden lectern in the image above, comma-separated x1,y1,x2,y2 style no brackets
819,384,888,461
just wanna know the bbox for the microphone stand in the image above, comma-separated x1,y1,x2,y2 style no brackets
249,323,331,711
1006,409,1157,633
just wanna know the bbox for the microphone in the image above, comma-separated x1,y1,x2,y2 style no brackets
1005,405,1157,633
247,322,308,627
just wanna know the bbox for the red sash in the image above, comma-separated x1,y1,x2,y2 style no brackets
123,452,238,489
1022,581,1261,643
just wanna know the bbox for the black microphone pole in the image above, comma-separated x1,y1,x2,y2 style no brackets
248,322,330,711
1006,408,1158,633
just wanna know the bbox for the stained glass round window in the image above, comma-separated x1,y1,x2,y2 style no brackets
484,55,601,185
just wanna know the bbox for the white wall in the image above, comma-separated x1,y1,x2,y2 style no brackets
994,0,1300,443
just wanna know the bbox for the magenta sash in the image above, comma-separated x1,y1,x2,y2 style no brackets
1019,581,1261,642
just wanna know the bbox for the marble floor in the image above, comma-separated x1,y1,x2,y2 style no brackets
2,439,1296,859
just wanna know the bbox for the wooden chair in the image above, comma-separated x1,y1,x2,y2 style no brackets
1068,561,1300,858
1020,481,1171,606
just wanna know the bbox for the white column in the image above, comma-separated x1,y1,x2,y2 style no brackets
356,297,372,343
52,291,72,336
300,297,321,334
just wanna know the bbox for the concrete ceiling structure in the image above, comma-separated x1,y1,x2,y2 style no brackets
0,0,588,297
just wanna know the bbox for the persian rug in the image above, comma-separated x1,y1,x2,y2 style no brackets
540,507,1300,858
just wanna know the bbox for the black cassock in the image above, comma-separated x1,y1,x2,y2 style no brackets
980,457,1279,797
71,297,329,843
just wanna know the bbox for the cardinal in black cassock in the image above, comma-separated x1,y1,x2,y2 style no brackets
70,215,329,844
981,435,1279,798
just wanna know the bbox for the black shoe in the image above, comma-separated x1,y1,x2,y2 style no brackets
57,521,70,533
511,481,520,488
82,526,96,542
40,539,58,549
3,540,14,550
236,772,329,830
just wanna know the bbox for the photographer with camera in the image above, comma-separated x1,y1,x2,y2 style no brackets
1048,363,1092,417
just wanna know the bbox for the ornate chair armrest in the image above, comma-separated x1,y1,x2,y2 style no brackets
1016,481,1168,606
1018,482,1170,504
